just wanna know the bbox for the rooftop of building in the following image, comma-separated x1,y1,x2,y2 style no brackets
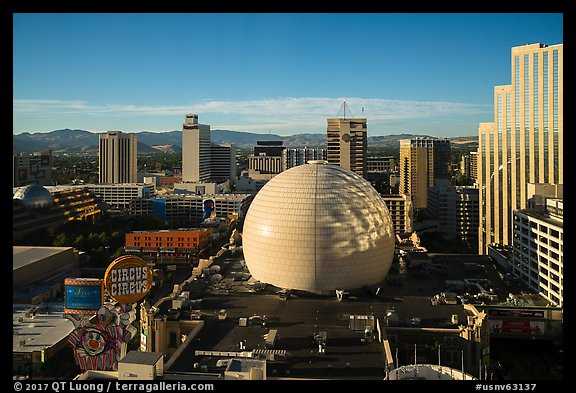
487,243,513,259
515,208,563,227
13,246,74,271
44,185,90,193
159,251,490,380
154,193,251,200
130,228,211,234
13,304,75,353
388,364,476,380
120,351,163,366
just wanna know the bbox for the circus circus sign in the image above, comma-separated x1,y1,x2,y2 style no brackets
104,255,153,304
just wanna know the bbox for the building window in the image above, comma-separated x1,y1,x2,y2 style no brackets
550,262,559,272
169,331,178,348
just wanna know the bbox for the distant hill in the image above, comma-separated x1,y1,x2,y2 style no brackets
13,128,477,154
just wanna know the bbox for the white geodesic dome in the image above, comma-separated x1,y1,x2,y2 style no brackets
242,161,395,293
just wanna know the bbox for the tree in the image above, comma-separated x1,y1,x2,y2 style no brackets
87,232,101,251
73,234,87,251
53,233,70,247
424,339,442,365
89,247,108,267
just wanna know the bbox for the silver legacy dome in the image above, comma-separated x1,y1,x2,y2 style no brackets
13,184,54,210
242,161,395,294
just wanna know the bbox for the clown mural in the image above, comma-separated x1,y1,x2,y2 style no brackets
64,255,152,372
66,303,138,371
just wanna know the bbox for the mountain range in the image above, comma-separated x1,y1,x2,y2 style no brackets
13,129,478,154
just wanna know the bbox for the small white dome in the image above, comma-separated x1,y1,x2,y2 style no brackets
242,162,395,293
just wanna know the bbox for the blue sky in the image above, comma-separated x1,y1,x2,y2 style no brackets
13,13,563,137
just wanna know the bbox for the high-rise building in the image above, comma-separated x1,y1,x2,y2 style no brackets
13,150,53,187
98,131,137,184
427,179,479,248
469,150,478,184
478,43,563,254
182,114,211,183
327,114,367,178
381,194,413,234
210,143,236,184
248,141,286,180
399,137,451,209
460,154,471,177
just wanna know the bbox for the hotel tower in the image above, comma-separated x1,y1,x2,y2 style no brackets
478,43,563,254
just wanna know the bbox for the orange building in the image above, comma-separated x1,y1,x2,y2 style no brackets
124,228,212,257
159,175,182,188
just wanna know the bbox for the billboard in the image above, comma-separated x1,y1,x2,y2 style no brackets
203,198,215,219
489,319,546,336
104,255,153,304
64,278,104,315
487,308,545,318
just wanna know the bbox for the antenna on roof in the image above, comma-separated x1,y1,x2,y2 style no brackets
337,100,355,119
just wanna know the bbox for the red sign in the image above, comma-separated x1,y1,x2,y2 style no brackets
501,320,531,334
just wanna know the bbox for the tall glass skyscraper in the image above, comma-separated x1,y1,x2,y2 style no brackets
478,43,563,254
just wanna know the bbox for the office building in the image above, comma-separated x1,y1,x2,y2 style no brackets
124,228,212,257
98,131,137,184
427,180,479,247
327,114,367,178
469,150,478,183
129,193,252,228
87,183,155,211
478,43,563,254
389,172,400,193
13,150,53,187
285,147,327,169
460,154,471,178
461,150,479,184
248,141,286,180
182,114,211,183
399,137,451,209
210,143,236,184
381,194,413,235
367,156,395,173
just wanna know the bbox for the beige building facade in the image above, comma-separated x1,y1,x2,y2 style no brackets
327,117,367,178
98,131,137,184
399,137,450,210
478,43,563,254
182,114,211,183
381,194,413,234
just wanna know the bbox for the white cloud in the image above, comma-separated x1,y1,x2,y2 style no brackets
13,97,491,135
